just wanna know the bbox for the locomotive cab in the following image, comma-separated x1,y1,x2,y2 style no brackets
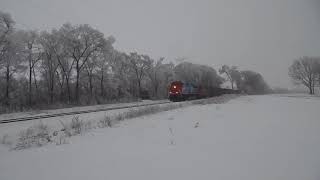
169,81,200,101
169,81,183,101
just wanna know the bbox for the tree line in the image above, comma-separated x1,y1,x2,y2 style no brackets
0,11,270,113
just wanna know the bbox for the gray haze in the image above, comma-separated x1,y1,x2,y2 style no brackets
1,0,320,88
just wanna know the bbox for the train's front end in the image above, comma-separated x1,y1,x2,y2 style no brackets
169,81,183,101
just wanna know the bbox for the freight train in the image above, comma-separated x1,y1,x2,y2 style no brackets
168,81,240,101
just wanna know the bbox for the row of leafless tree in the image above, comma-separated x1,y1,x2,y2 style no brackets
218,65,271,94
0,11,270,113
289,56,320,94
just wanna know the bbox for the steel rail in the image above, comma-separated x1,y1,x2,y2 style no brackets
0,101,172,124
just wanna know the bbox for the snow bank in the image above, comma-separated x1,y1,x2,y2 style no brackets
1,94,319,180
0,94,240,149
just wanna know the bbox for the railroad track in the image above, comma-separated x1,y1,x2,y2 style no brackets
0,101,172,124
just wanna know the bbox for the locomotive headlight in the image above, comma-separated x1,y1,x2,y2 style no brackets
173,85,176,89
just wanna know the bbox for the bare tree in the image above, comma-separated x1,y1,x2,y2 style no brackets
110,51,132,98
289,56,319,94
0,32,25,105
0,12,15,91
95,48,114,99
219,65,240,90
128,52,152,97
198,65,223,89
174,62,198,84
83,52,100,100
19,30,41,105
147,57,163,97
39,31,60,103
52,28,75,103
174,62,223,88
147,58,176,98
240,70,270,94
0,11,14,54
61,24,107,102
160,62,175,97
83,37,115,102
55,63,65,101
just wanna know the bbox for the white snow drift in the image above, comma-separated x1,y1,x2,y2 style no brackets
0,94,320,180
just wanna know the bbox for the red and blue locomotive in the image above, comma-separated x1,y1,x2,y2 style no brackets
168,81,204,101
168,81,240,101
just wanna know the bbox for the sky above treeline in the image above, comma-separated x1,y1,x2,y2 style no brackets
1,0,320,88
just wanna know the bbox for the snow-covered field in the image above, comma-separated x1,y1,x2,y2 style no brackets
1,94,320,180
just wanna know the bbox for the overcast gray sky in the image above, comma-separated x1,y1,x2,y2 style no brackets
1,0,320,88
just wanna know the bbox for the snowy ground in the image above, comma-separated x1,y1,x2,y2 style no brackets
0,100,180,145
0,99,169,142
1,94,320,180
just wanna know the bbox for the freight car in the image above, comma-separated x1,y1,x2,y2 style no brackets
168,81,240,101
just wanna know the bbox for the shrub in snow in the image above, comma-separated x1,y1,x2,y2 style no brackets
56,132,68,145
124,106,158,119
71,116,83,135
59,120,72,137
49,129,69,146
119,103,185,121
59,116,92,136
84,120,93,131
15,121,51,150
114,113,125,121
1,134,12,146
99,115,112,128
